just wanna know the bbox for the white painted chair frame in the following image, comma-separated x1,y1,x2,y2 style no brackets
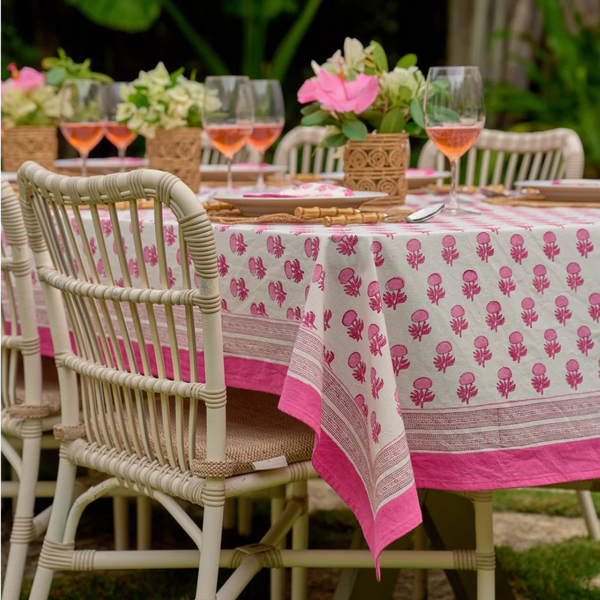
273,126,343,174
418,127,585,189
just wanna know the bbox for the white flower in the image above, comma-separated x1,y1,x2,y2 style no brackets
343,38,374,74
380,66,425,106
320,50,344,75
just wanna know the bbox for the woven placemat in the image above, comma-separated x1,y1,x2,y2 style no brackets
483,196,600,209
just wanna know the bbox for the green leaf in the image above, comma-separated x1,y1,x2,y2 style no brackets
360,110,382,129
410,99,425,129
300,102,321,116
45,66,66,86
396,53,417,69
323,133,348,148
301,109,330,126
432,106,460,123
65,0,162,32
379,107,406,133
370,40,388,73
404,121,426,138
342,119,368,141
129,91,150,108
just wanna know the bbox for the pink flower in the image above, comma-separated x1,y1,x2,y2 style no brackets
3,66,46,92
298,70,379,114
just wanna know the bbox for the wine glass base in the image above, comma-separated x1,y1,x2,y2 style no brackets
442,200,480,215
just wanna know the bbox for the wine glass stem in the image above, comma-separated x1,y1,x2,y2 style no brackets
118,148,126,173
226,157,233,193
257,152,265,192
81,153,89,178
448,158,459,211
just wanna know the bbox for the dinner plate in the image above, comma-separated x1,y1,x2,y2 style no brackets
320,169,451,189
202,164,287,181
1,172,18,182
55,157,148,173
515,179,600,202
215,191,388,217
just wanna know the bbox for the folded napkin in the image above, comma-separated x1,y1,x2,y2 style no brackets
407,168,436,176
242,193,298,198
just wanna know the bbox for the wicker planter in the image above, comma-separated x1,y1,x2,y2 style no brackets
343,132,409,205
145,127,201,192
2,126,58,172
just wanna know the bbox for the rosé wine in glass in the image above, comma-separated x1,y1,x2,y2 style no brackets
102,83,138,171
247,123,284,153
204,124,254,157
60,123,105,156
424,124,483,161
104,122,136,150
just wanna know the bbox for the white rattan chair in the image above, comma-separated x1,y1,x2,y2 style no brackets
18,163,317,600
418,127,585,188
273,126,343,174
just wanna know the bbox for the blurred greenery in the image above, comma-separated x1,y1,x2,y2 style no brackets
486,0,600,176
1,23,41,77
494,488,600,517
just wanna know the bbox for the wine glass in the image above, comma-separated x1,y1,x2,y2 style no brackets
246,80,284,191
60,80,106,177
423,66,485,215
202,76,254,193
102,82,137,172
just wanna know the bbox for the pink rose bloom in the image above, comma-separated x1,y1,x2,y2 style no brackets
298,70,379,114
4,66,46,93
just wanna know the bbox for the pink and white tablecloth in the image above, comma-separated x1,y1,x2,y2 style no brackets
15,194,600,568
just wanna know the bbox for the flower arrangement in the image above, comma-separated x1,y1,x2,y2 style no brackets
115,62,220,138
42,48,113,86
298,38,430,147
1,64,62,128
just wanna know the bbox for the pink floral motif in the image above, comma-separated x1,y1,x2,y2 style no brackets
498,266,516,297
348,351,367,383
554,295,572,326
354,394,368,419
576,228,593,258
450,305,468,337
101,219,112,237
163,224,176,246
230,277,249,301
476,232,494,262
248,256,267,279
394,388,402,416
70,217,80,236
114,277,124,287
427,273,445,305
143,245,158,266
176,248,192,266
286,307,302,321
250,302,268,317
565,359,583,390
532,264,550,294
217,254,229,277
323,348,335,366
508,331,527,363
566,262,583,291
589,293,600,323
221,298,230,312
510,234,528,264
312,264,325,291
531,363,550,394
367,281,382,313
543,329,561,359
302,310,317,330
128,259,139,278
332,233,358,256
462,270,481,301
410,377,435,408
90,238,97,255
543,231,560,261
304,237,320,261
434,340,455,373
266,235,285,258
323,309,332,331
383,277,407,309
391,344,410,375
370,411,381,443
577,325,594,356
521,297,539,328
406,238,425,270
409,309,431,342
284,259,304,283
485,301,505,332
338,267,362,297
370,241,384,266
167,267,176,287
473,336,492,367
112,236,127,255
496,367,516,399
368,324,387,356
370,367,384,400
457,372,478,404
268,280,287,307
441,235,459,265
342,310,364,341
229,233,247,256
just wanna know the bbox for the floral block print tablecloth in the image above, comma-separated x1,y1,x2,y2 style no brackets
13,193,600,568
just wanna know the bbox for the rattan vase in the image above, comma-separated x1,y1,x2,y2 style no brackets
2,126,58,172
343,132,409,205
145,127,201,192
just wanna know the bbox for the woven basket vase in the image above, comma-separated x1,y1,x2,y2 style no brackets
2,126,58,172
343,132,409,204
146,127,201,192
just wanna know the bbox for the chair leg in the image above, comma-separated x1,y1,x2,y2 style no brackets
413,524,428,600
29,456,77,600
473,492,495,600
577,490,600,540
2,435,42,600
136,495,152,550
291,480,308,600
113,496,129,550
270,495,287,600
237,497,253,537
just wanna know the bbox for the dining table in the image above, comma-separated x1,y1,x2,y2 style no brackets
8,186,600,581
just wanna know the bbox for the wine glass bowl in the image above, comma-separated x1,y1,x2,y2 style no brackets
59,80,106,177
424,66,485,215
202,76,254,192
102,82,137,171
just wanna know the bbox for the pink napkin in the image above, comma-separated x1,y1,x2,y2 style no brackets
242,193,297,198
407,169,436,176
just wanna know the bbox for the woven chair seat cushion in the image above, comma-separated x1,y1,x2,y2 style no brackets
112,387,315,478
5,378,61,419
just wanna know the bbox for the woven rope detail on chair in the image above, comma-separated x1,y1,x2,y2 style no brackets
1,334,41,356
1,181,29,247
7,402,59,419
190,459,236,478
38,538,75,570
53,423,86,441
72,549,96,572
10,516,37,544
452,549,477,571
231,543,283,570
1,255,30,277
476,552,496,570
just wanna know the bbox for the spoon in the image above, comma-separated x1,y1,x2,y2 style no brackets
404,202,445,223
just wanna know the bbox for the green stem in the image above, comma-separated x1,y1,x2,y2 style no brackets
162,0,230,75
